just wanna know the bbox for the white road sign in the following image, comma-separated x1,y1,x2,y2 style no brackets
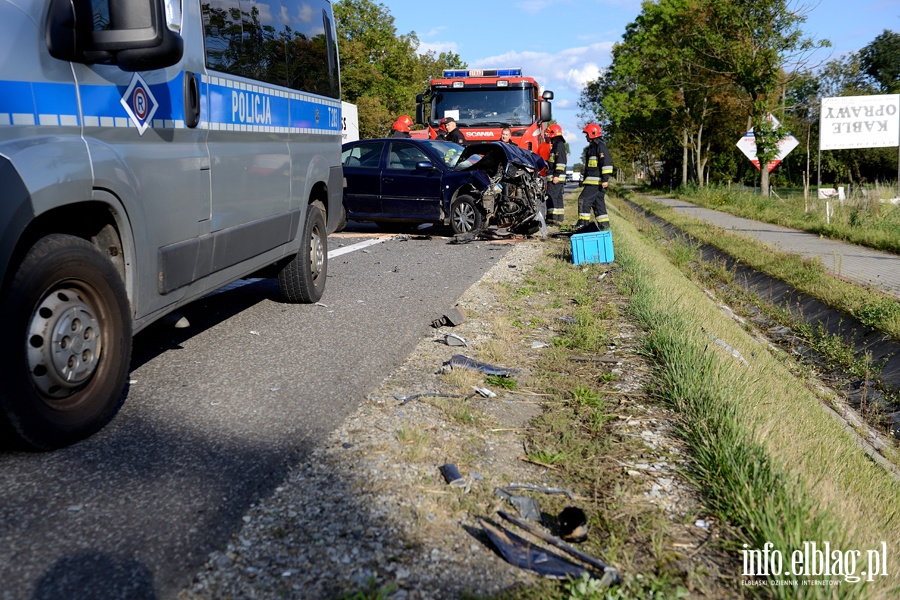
819,94,900,150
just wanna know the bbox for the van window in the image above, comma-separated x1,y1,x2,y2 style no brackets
202,0,340,98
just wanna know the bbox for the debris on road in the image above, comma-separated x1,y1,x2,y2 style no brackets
473,386,496,398
478,518,592,580
447,355,518,377
431,306,467,328
439,463,466,488
498,510,621,586
557,506,588,543
445,333,468,347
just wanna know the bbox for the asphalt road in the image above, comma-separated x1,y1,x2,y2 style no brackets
0,225,513,600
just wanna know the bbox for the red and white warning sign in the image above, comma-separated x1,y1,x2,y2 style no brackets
736,114,798,173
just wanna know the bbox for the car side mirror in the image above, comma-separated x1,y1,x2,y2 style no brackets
415,161,436,170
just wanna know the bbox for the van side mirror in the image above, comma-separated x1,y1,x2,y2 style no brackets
47,0,183,71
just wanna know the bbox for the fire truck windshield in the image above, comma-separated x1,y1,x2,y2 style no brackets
432,88,534,127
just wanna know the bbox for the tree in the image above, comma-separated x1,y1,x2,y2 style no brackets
859,30,900,93
334,0,463,138
689,0,827,194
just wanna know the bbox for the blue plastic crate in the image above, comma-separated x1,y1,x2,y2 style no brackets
571,230,614,265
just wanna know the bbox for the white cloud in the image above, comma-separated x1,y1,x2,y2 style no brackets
473,42,612,96
416,40,459,56
469,42,615,161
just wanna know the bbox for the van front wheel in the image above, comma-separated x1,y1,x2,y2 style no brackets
0,234,132,450
278,203,327,303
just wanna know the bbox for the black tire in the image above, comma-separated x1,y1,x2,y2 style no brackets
450,195,483,235
0,234,132,450
278,203,327,303
335,202,347,233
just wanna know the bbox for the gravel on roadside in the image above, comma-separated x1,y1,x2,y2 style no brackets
178,238,733,599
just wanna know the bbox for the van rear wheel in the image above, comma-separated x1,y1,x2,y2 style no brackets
278,203,327,303
0,234,132,450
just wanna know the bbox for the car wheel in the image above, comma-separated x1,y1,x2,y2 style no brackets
0,234,132,450
278,202,327,303
450,196,483,234
335,202,347,232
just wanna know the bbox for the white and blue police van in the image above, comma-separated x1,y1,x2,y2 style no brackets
0,0,343,449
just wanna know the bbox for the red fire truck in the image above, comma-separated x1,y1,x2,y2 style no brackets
414,68,554,157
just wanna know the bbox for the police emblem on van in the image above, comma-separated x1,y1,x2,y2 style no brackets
120,73,158,136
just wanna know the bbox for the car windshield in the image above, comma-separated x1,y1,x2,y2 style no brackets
420,140,465,167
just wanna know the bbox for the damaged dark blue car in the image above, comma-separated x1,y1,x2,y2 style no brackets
339,139,547,235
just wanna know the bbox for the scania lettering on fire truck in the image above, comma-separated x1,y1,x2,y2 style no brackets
414,68,553,153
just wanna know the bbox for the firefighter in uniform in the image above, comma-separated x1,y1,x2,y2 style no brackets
391,115,413,138
544,124,567,226
577,123,613,230
442,117,465,145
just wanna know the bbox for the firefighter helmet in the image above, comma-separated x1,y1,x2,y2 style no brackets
397,114,413,127
545,124,563,138
582,123,602,139
392,118,410,133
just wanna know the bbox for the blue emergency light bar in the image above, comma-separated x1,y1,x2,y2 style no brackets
442,68,523,78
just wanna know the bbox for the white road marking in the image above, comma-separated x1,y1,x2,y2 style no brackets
328,236,392,258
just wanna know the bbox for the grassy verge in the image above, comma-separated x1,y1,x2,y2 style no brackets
475,194,900,598
623,191,900,342
665,184,900,255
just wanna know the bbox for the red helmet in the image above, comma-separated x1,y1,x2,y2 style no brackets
546,124,563,138
392,118,410,133
583,123,602,139
397,115,413,127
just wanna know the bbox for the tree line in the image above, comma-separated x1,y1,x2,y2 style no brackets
334,0,464,139
575,0,900,193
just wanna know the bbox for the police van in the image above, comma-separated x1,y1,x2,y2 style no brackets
0,0,343,449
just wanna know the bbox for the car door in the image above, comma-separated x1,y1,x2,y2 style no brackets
342,141,385,219
380,142,443,219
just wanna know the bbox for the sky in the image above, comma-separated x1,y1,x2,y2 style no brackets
380,0,900,162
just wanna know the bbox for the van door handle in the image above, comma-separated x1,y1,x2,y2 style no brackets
184,71,200,128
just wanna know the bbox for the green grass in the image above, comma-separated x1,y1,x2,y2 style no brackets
607,198,900,598
670,183,900,254
624,190,900,342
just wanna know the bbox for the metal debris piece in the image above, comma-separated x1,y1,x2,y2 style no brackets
531,341,550,349
445,333,468,347
508,495,541,521
439,463,466,487
473,386,496,398
498,511,621,586
448,355,518,377
478,518,591,580
431,307,467,328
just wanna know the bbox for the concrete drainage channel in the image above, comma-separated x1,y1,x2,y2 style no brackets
622,197,900,452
